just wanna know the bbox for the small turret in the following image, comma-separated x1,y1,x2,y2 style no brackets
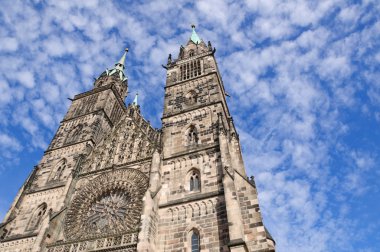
94,48,129,98
132,92,138,106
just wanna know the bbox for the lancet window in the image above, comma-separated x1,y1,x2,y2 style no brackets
190,229,200,252
187,125,198,145
189,169,200,192
26,203,47,231
66,124,83,144
51,159,67,181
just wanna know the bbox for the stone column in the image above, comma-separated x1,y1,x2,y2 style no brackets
228,135,247,177
137,150,161,252
219,130,247,252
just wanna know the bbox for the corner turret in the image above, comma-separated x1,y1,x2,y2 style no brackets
94,48,129,98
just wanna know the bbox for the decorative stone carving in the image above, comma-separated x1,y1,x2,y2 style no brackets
81,114,160,173
64,169,149,240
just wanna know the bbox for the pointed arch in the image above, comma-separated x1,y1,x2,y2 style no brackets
186,125,199,145
66,124,83,144
186,226,201,252
50,158,67,181
26,203,47,231
187,168,201,192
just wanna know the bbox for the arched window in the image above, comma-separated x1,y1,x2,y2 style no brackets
51,159,66,181
187,125,198,145
66,124,83,144
189,49,194,57
189,169,200,192
191,229,200,252
185,90,198,106
26,203,47,231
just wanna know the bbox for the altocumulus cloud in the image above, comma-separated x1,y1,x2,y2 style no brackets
0,0,380,251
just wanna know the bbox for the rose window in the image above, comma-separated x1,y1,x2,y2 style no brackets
64,169,149,240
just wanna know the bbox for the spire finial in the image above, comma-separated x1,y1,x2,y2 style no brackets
116,48,128,70
133,92,138,106
191,24,195,29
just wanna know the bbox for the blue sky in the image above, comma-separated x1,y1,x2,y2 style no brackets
0,0,379,251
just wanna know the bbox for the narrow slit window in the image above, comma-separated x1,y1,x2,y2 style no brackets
191,231,200,252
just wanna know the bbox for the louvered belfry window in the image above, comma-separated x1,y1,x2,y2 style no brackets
180,59,201,81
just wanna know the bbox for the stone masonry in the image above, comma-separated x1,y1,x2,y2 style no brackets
0,27,275,252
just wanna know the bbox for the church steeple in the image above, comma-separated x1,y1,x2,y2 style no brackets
93,48,129,99
190,24,201,44
115,48,128,71
105,48,128,81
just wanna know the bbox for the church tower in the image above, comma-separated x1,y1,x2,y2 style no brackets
0,27,275,252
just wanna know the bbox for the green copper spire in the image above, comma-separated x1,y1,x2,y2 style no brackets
132,92,138,106
190,24,201,44
106,48,128,81
115,48,128,71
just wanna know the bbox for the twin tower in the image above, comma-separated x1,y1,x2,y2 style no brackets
0,27,275,252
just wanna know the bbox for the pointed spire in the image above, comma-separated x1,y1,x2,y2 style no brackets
103,48,128,81
132,92,138,106
115,48,128,71
190,24,201,44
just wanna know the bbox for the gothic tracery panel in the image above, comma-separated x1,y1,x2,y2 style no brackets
64,169,149,240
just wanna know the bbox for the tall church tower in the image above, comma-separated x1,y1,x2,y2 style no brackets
0,27,275,252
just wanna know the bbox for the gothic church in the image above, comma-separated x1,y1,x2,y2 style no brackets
0,26,275,252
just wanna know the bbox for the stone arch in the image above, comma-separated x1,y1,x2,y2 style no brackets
187,204,194,218
175,207,180,220
201,201,208,215
185,124,199,146
181,205,187,219
65,124,83,144
208,200,215,213
194,202,201,217
186,168,201,192
49,158,67,181
168,208,174,221
185,224,202,252
26,202,47,231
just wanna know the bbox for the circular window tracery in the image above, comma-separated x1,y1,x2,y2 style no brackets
64,169,149,240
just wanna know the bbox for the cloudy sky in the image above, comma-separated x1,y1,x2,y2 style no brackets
0,0,379,251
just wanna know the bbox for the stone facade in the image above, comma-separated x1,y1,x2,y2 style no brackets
0,28,275,252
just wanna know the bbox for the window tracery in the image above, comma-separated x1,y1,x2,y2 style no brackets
187,125,198,145
51,159,67,181
180,59,201,81
189,169,200,192
66,124,83,144
26,203,47,231
64,169,149,240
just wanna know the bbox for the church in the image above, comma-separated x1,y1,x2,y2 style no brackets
0,26,275,252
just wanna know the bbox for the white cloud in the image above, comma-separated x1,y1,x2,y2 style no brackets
0,0,379,251
0,133,22,151
0,37,19,52
15,71,36,88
